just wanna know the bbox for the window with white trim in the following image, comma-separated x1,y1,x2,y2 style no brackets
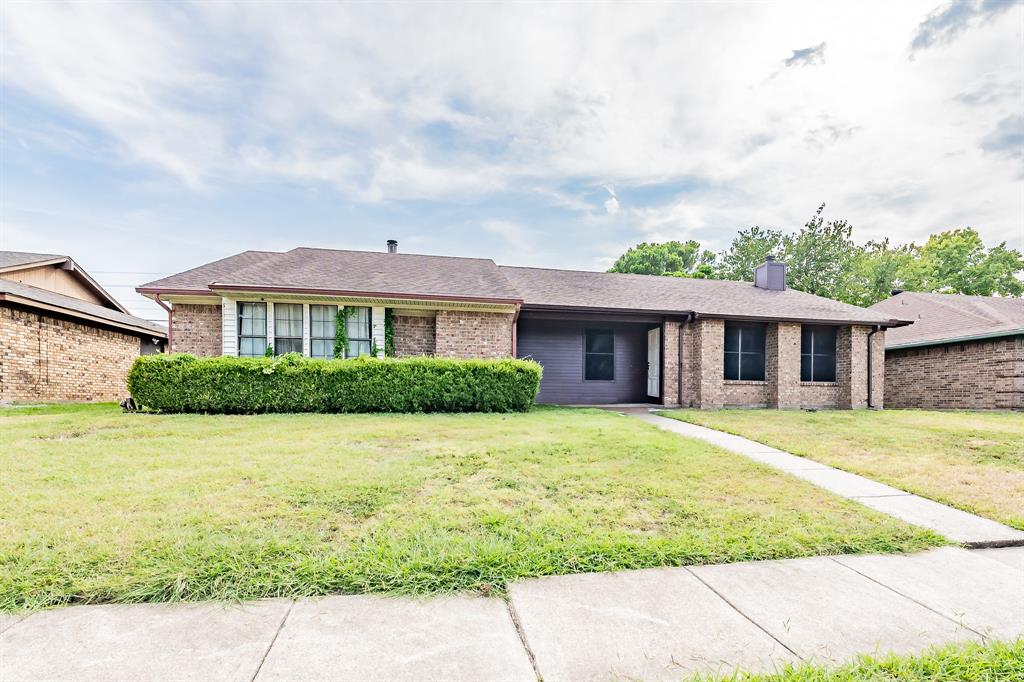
274,303,303,355
345,307,372,358
310,305,338,359
237,302,267,357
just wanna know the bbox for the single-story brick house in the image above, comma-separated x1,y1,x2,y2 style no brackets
869,291,1024,410
138,242,912,409
1,251,167,402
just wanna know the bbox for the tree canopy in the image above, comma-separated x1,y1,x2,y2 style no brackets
608,207,1023,306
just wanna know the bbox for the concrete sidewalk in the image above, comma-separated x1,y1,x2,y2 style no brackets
2,547,1022,681
623,409,1024,548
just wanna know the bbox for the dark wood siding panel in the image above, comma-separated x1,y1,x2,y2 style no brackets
517,318,649,404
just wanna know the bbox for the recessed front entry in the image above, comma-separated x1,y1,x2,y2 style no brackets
647,327,661,398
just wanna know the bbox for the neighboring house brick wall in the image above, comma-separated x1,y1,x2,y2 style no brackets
0,305,139,402
435,310,513,359
393,313,437,357
884,335,1023,410
172,304,221,356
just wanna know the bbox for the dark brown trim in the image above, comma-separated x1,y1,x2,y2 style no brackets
694,312,912,328
136,287,219,297
207,283,523,305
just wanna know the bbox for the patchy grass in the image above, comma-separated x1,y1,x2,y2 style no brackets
0,403,940,611
700,638,1024,681
659,409,1024,530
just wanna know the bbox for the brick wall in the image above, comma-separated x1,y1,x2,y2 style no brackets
661,322,680,406
885,336,1023,410
393,313,437,357
673,319,880,410
0,305,140,402
435,310,513,359
172,304,222,357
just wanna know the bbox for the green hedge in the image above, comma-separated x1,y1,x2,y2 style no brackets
127,354,542,414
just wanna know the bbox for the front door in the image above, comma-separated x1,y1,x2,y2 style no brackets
647,327,660,398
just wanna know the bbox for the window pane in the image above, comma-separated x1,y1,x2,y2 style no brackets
239,337,263,358
800,354,813,381
346,340,372,358
585,330,614,354
274,338,302,355
311,339,330,359
814,327,837,355
724,352,739,380
724,325,740,352
274,304,303,338
346,307,370,339
744,324,766,353
801,326,814,354
813,353,836,382
740,352,765,381
585,354,614,380
310,305,337,339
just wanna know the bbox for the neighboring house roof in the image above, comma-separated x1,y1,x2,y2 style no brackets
0,250,129,314
0,278,167,338
0,251,66,270
139,247,909,326
870,291,1024,349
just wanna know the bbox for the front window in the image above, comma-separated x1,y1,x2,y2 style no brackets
345,307,372,358
238,302,267,357
274,303,303,355
724,322,766,381
801,325,837,382
584,329,615,380
310,305,337,359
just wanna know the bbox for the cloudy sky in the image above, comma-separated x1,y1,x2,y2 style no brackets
2,0,1022,322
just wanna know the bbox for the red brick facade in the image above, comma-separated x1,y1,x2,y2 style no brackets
392,313,437,357
435,310,513,359
0,305,141,402
884,336,1024,410
172,304,222,356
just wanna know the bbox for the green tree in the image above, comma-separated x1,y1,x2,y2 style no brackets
901,228,1024,297
781,204,859,300
608,240,711,277
714,226,785,282
846,239,915,307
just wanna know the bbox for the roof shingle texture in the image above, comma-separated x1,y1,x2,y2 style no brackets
1,278,166,336
870,292,1024,347
0,251,65,270
140,247,906,325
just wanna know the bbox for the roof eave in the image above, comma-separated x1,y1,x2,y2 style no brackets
887,328,1024,350
0,292,167,338
208,283,523,305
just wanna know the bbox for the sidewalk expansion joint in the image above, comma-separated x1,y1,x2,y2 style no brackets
505,596,543,682
249,599,295,682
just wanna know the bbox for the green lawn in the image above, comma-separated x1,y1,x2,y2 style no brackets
701,639,1024,682
659,409,1024,530
1,404,940,611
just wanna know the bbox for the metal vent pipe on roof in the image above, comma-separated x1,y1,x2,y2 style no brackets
387,239,398,253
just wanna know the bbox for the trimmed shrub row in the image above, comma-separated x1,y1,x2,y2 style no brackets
127,353,542,414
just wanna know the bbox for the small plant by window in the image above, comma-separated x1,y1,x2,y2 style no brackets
264,344,274,357
384,308,395,357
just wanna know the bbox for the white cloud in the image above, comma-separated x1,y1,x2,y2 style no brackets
1,0,1021,251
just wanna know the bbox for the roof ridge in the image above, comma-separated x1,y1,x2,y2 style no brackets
290,246,496,263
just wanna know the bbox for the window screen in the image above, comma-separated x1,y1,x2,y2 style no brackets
584,329,614,381
345,307,372,358
273,303,303,355
310,305,338,359
724,322,766,381
237,302,267,357
801,325,837,382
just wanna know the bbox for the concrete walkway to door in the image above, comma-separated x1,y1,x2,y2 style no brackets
620,408,1024,548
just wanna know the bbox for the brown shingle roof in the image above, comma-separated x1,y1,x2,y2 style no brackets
500,266,902,325
140,247,908,325
0,279,166,337
869,292,1024,348
0,251,66,270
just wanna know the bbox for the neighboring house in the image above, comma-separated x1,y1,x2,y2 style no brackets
0,251,167,402
869,291,1024,410
138,243,910,409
